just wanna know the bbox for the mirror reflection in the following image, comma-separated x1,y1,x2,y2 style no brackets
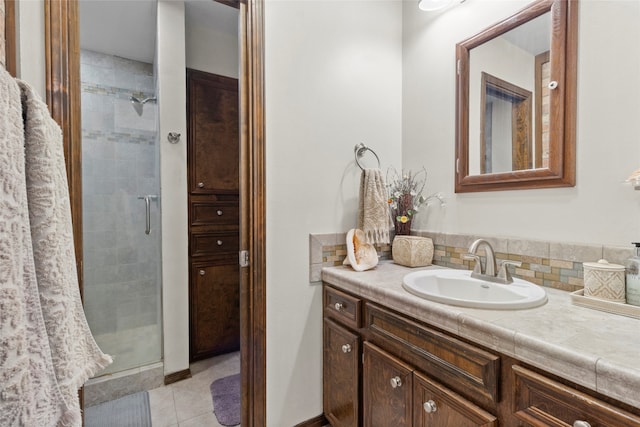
468,12,550,175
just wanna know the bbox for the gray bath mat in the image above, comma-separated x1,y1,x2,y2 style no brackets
210,373,241,426
85,391,151,427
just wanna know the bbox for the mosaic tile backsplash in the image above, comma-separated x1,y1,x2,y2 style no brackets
310,230,634,292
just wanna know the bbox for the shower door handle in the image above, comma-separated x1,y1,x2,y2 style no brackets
138,195,158,235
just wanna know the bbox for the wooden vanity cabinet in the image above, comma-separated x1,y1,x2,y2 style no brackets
323,286,364,427
363,341,496,427
324,285,497,427
322,284,640,427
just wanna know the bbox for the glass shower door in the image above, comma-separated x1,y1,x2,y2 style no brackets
80,50,162,375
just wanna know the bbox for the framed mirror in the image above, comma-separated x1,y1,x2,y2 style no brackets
455,0,577,192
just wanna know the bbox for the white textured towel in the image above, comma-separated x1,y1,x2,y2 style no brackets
0,66,75,426
0,66,111,426
357,168,390,245
19,79,112,424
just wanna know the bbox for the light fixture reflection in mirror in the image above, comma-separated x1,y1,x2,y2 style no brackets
418,0,466,12
418,0,452,11
455,0,577,193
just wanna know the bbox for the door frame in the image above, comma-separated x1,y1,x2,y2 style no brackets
43,1,266,426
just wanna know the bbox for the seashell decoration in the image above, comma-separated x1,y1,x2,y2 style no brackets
627,168,640,189
345,228,379,272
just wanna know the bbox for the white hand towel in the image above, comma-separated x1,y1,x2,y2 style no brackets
357,168,390,245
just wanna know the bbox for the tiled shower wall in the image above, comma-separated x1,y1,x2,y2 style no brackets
310,230,634,292
80,50,161,375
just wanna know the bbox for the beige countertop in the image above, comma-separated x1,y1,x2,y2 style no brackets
322,261,640,409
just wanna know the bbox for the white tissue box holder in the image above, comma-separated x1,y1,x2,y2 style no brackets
392,236,434,267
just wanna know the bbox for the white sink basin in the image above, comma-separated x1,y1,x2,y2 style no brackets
402,269,547,310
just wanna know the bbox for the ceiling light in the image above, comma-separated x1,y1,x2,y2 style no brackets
418,0,454,11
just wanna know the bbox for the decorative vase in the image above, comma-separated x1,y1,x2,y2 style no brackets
394,219,412,236
392,236,434,267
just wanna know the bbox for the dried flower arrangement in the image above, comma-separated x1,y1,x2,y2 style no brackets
386,167,444,235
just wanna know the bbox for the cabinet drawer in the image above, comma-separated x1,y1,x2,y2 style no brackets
513,365,640,427
191,201,239,227
324,286,362,329
191,232,239,257
365,303,500,405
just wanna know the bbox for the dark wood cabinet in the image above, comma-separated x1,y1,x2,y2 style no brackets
362,341,495,427
323,318,360,427
513,365,640,427
363,342,413,427
413,370,496,427
187,68,239,361
190,262,240,360
187,69,239,195
322,284,640,427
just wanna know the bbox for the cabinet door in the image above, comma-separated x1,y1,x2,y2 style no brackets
187,69,239,194
413,370,497,427
363,342,413,427
324,318,360,427
190,261,240,360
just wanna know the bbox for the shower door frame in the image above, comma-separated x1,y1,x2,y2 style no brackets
43,1,267,426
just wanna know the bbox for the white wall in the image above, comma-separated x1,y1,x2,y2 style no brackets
157,0,189,376
185,8,239,78
15,0,45,96
264,0,403,424
403,0,640,246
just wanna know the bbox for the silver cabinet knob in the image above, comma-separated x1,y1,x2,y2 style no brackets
548,80,558,90
217,240,223,246
390,376,402,388
573,422,591,427
334,302,344,311
423,400,437,413
198,182,204,188
341,344,351,353
199,270,205,276
217,210,223,216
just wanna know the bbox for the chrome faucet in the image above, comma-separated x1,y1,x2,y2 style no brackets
463,239,521,284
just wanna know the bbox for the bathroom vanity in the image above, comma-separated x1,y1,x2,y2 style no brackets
322,262,640,427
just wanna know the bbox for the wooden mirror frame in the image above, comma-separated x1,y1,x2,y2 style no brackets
455,0,577,193
44,1,266,426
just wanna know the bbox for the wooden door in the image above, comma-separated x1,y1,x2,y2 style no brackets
413,370,497,427
363,342,413,427
323,318,360,427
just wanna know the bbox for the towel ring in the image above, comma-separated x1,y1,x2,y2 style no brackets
354,143,381,170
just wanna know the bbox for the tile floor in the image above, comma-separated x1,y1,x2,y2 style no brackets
148,351,240,427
